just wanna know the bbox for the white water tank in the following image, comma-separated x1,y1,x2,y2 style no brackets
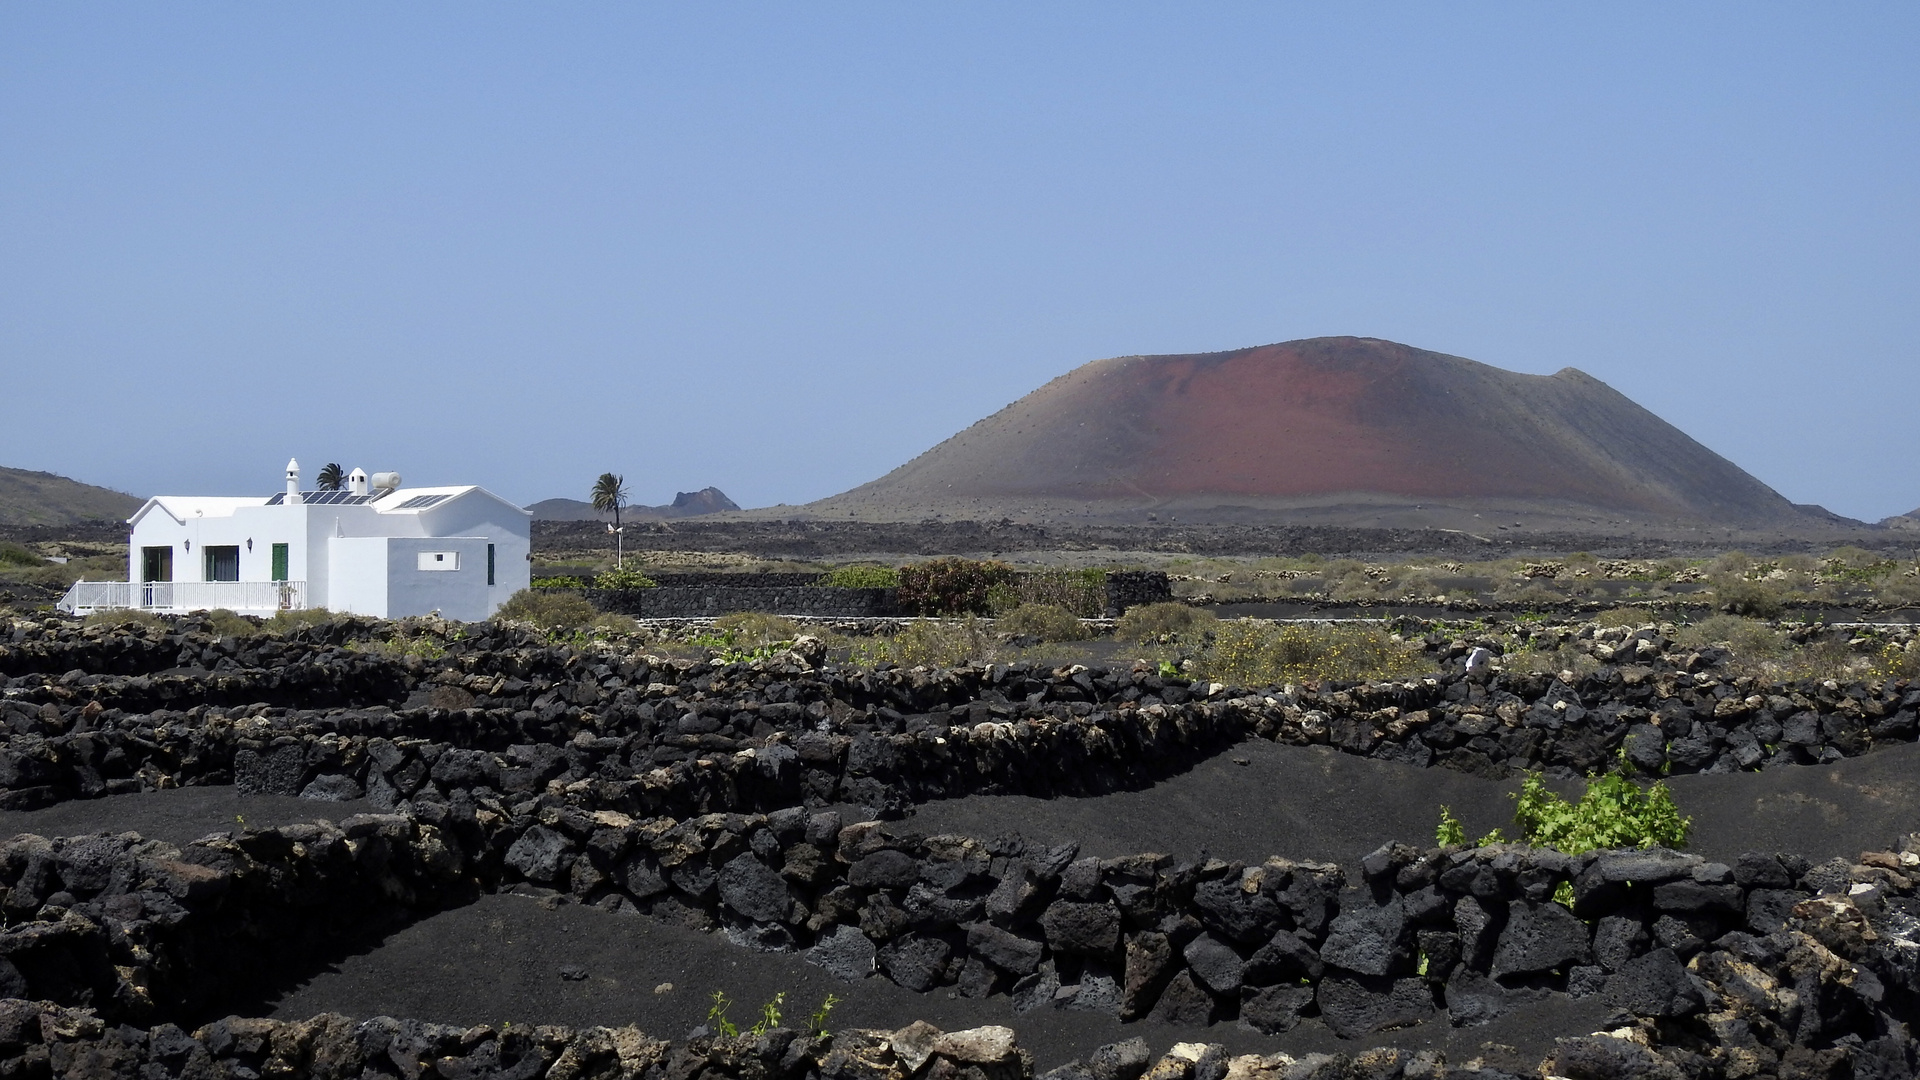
370,472,402,495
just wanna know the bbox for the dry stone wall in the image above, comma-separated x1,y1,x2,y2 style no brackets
4,800,1920,1076
3,617,1917,818
8,997,1826,1080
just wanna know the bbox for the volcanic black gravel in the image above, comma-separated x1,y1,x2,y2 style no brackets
900,737,1920,867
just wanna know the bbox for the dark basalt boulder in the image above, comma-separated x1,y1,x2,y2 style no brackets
1315,974,1433,1038
1490,899,1592,977
1602,948,1705,1019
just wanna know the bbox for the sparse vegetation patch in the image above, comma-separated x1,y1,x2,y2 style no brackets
1195,618,1426,686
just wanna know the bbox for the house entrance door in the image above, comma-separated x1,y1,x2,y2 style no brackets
271,543,289,581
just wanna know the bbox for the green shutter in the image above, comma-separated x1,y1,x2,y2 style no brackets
487,544,496,586
271,544,289,582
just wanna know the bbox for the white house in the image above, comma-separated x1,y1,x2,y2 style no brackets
60,460,531,622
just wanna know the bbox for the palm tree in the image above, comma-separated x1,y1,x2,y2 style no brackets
591,472,630,568
316,463,345,491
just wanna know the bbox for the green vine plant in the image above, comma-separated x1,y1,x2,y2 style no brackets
594,567,659,590
753,992,785,1037
807,993,839,1037
688,626,796,664
706,991,738,1038
706,991,837,1040
1436,750,1691,856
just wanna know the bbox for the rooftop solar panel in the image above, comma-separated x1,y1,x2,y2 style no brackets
266,492,374,505
395,494,451,509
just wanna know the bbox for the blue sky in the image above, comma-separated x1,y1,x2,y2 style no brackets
3,5,1915,520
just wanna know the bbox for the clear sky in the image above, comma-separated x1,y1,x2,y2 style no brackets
3,5,1915,520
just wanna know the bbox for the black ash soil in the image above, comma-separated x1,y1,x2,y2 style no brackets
0,787,372,848
898,738,1920,868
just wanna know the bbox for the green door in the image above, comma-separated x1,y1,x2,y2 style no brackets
271,543,289,582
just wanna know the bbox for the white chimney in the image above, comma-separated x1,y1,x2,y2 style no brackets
348,467,369,496
285,458,300,498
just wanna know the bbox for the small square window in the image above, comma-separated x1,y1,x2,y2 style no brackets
416,551,461,571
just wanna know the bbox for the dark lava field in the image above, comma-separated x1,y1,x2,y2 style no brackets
3,610,1920,1078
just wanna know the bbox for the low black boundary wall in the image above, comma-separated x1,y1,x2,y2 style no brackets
544,570,1172,619
4,801,1920,1077
3,617,1916,818
582,586,904,619
14,998,1864,1080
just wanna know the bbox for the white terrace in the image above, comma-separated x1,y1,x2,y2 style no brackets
60,460,531,622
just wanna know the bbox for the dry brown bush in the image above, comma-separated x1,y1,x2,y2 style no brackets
995,603,1089,642
1115,602,1215,644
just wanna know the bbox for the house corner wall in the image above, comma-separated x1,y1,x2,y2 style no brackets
327,537,390,618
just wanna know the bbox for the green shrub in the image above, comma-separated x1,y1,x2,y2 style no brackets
1007,569,1107,617
1672,614,1785,657
1711,576,1786,618
820,565,900,589
591,612,641,635
83,608,169,631
857,617,1000,668
1502,643,1601,680
1592,608,1654,629
0,543,42,568
711,612,801,649
594,568,658,590
495,589,600,628
995,603,1089,642
201,609,257,638
1116,602,1215,644
264,607,337,634
1196,619,1425,686
1882,640,1920,680
896,558,1014,615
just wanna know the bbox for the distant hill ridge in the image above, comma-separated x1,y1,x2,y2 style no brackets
0,467,143,527
529,486,739,522
804,336,1819,528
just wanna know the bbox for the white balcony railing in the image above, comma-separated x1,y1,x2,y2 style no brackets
58,580,307,615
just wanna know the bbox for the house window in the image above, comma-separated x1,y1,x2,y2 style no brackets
271,543,289,582
417,551,460,571
204,545,240,582
141,547,173,583
487,544,496,586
